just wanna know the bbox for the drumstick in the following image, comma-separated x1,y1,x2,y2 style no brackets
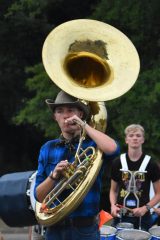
153,207,160,211
116,204,133,212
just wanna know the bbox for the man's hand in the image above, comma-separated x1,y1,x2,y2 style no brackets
153,207,160,216
52,160,69,179
132,206,148,217
111,204,121,217
65,115,86,128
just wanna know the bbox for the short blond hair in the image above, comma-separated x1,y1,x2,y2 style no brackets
124,124,145,136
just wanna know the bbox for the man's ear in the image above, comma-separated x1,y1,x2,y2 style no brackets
79,110,84,119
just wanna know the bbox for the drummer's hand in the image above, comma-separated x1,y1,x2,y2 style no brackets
52,160,69,179
132,206,148,217
153,207,160,216
111,204,121,217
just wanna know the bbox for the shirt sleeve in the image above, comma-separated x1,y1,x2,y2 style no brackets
34,143,48,200
110,157,121,182
147,159,160,183
104,141,120,160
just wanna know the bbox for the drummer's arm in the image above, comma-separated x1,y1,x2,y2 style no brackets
154,207,160,215
147,180,160,210
110,180,120,217
133,180,160,216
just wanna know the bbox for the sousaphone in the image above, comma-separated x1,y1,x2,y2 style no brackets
35,19,140,226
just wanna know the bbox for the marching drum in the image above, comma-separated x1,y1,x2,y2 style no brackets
149,226,160,240
27,171,37,211
100,225,117,240
116,222,134,232
116,229,151,240
0,171,38,227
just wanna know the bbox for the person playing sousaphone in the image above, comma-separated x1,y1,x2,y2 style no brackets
34,90,120,240
34,19,140,240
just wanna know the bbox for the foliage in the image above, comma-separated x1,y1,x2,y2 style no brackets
0,0,160,172
0,0,52,122
4,0,45,18
91,0,160,66
106,60,160,158
13,63,60,137
90,0,160,159
40,0,99,24
12,0,160,159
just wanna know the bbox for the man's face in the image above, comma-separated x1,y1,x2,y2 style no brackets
125,129,144,149
54,105,83,134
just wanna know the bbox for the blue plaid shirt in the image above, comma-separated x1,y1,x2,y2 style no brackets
34,136,120,218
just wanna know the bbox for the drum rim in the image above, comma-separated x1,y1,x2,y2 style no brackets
116,222,134,228
100,225,117,235
149,226,160,237
116,228,151,239
28,171,37,211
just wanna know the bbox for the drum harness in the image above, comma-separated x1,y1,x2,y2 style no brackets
119,153,151,229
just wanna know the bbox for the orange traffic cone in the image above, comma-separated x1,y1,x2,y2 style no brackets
99,210,113,229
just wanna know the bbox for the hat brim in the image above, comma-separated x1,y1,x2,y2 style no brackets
46,99,90,120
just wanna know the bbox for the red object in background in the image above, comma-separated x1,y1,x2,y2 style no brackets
99,210,113,228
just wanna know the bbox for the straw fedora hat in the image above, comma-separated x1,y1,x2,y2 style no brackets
46,91,90,120
42,19,140,102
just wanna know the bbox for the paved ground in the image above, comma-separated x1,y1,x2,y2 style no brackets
1,233,28,240
0,219,29,240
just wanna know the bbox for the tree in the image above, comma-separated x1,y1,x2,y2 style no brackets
1,0,160,173
0,0,52,174
13,0,160,159
13,64,60,138
91,0,160,158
